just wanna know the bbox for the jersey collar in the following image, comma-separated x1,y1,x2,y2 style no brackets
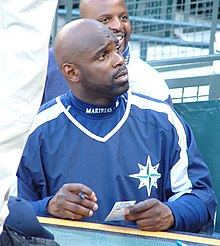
68,91,120,119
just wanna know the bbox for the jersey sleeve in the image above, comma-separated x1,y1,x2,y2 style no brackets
165,194,211,233
166,112,217,234
17,135,51,216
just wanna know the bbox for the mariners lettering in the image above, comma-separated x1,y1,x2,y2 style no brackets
86,107,113,114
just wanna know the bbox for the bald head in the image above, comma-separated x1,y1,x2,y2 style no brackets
53,18,116,69
80,0,101,17
80,0,126,17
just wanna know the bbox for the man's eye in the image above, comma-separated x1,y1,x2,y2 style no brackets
98,53,108,61
120,15,129,21
101,18,109,24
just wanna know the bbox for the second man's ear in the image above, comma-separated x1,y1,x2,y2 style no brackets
62,63,80,82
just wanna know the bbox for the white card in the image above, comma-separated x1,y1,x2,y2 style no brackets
104,200,136,221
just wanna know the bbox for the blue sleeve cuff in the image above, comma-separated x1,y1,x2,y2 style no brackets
164,194,211,234
30,196,53,216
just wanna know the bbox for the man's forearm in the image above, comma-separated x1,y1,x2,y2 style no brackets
165,194,210,233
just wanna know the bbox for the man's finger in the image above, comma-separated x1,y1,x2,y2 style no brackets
64,183,97,202
126,199,158,214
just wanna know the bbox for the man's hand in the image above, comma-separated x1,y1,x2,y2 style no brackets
47,183,98,220
125,198,174,231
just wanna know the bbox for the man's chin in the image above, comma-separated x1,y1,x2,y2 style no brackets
113,81,129,96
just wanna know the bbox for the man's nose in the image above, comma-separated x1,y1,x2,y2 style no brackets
109,17,123,31
113,52,125,68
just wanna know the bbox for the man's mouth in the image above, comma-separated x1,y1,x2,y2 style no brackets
116,34,124,41
115,70,127,79
115,34,125,48
114,67,128,83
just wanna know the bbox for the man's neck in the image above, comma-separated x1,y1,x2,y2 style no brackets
68,91,120,118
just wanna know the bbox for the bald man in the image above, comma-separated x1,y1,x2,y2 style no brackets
41,0,171,105
17,18,216,234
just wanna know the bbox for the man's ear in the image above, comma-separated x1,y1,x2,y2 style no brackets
62,63,80,82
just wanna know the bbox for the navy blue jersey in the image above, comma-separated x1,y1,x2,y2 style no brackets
17,91,217,233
